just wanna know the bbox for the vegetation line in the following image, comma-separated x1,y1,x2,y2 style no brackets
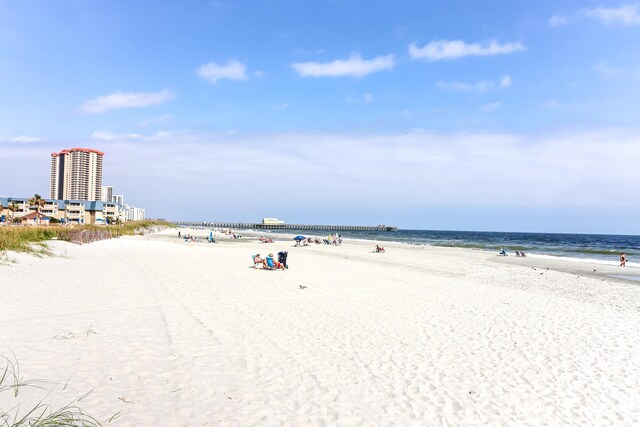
0,220,174,253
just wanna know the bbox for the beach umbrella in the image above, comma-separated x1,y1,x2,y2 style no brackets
293,235,306,240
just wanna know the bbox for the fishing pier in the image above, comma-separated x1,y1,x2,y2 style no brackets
172,220,397,232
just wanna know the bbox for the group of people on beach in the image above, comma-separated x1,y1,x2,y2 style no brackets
498,247,526,257
295,235,343,247
499,245,629,266
178,231,199,242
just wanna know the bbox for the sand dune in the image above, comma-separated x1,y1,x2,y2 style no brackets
1,229,639,425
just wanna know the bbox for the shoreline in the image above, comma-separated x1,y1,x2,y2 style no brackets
175,226,640,285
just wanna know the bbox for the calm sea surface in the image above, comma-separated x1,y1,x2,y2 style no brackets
276,229,640,265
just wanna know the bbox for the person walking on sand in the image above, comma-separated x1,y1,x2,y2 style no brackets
620,252,627,267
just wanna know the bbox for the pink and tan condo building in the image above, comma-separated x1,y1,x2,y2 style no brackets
50,148,104,201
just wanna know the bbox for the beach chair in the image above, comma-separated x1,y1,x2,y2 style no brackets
251,254,265,269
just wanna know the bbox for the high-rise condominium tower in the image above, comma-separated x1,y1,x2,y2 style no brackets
50,148,104,201
101,185,113,202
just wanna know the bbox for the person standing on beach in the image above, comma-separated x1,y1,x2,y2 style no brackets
620,253,627,267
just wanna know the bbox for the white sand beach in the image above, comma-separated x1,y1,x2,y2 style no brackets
1,229,639,426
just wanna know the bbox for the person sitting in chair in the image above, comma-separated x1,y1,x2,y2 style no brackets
376,245,385,253
253,254,266,269
266,253,285,270
499,247,507,256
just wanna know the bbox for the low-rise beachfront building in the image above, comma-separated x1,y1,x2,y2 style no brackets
262,218,285,225
18,211,51,226
0,199,31,220
0,197,120,225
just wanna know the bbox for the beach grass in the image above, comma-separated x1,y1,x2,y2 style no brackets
0,220,174,253
1,354,107,426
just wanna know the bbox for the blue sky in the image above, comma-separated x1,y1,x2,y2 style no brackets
1,0,639,233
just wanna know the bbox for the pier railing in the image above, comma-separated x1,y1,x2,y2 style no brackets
171,221,397,232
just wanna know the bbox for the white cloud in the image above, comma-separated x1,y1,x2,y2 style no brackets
550,14,569,27
409,39,525,61
291,54,395,78
585,5,640,26
481,102,502,112
437,75,512,93
81,89,174,114
137,114,175,129
197,60,248,84
4,135,43,143
500,75,512,88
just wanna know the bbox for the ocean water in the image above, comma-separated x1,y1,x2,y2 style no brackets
278,229,640,265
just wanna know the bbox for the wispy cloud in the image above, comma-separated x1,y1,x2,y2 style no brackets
544,100,579,110
293,48,326,55
137,114,175,129
291,54,395,78
437,75,512,92
585,5,640,26
481,102,502,112
81,90,174,114
90,131,143,141
594,61,640,78
197,60,249,84
3,135,43,143
549,14,570,27
409,40,524,61
347,92,375,103
437,81,491,92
